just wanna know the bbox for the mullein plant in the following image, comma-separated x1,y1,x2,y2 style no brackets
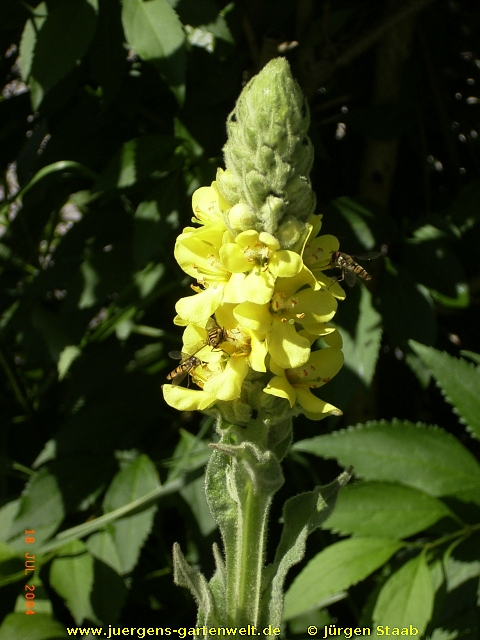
163,58,350,636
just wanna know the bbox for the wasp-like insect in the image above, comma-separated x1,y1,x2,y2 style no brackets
329,251,382,287
166,353,203,385
205,317,229,349
166,318,229,385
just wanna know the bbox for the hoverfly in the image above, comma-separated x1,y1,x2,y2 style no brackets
329,251,382,287
166,317,228,385
166,352,203,385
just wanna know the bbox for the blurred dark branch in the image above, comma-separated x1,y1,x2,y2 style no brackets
300,0,439,98
0,343,31,415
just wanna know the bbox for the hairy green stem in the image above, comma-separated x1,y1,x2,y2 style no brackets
232,475,270,627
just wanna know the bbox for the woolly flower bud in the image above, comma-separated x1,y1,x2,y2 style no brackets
228,203,258,232
216,57,315,247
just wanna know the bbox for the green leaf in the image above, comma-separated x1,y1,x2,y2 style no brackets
263,470,351,626
0,500,19,543
88,0,127,103
0,541,24,587
38,476,185,556
86,529,123,575
0,613,68,640
102,454,159,574
49,539,96,625
90,559,128,625
18,2,48,82
8,468,65,548
323,482,452,539
378,260,436,347
293,421,480,505
331,197,377,250
13,574,54,616
284,537,402,620
173,542,218,626
133,176,180,269
410,341,480,442
181,477,217,536
121,0,186,103
339,285,382,387
94,134,181,192
27,0,99,109
404,238,469,309
372,554,434,637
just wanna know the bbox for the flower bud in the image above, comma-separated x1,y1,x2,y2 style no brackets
216,57,315,246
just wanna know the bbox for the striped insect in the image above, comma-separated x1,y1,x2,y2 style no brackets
329,251,382,287
166,352,203,386
166,317,229,385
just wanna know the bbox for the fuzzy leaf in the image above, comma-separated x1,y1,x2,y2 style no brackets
102,454,159,574
294,421,480,505
262,470,351,626
173,542,219,627
372,554,434,637
323,482,452,539
410,341,480,441
284,537,402,620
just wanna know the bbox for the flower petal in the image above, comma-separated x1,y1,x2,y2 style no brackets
223,272,247,303
295,387,342,419
264,375,296,407
176,286,224,323
203,357,249,400
219,243,251,272
242,269,275,304
249,331,267,372
269,250,302,277
163,385,216,411
234,302,272,333
270,319,311,369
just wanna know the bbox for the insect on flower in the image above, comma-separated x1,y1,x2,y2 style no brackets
329,250,382,287
166,352,203,385
166,317,230,385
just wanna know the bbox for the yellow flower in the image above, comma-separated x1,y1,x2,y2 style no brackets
264,348,343,420
191,182,229,226
163,311,268,411
219,230,303,304
303,225,346,299
233,267,338,369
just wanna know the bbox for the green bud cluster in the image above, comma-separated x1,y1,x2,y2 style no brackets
216,57,315,249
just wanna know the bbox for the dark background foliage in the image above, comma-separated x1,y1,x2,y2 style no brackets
0,0,479,636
